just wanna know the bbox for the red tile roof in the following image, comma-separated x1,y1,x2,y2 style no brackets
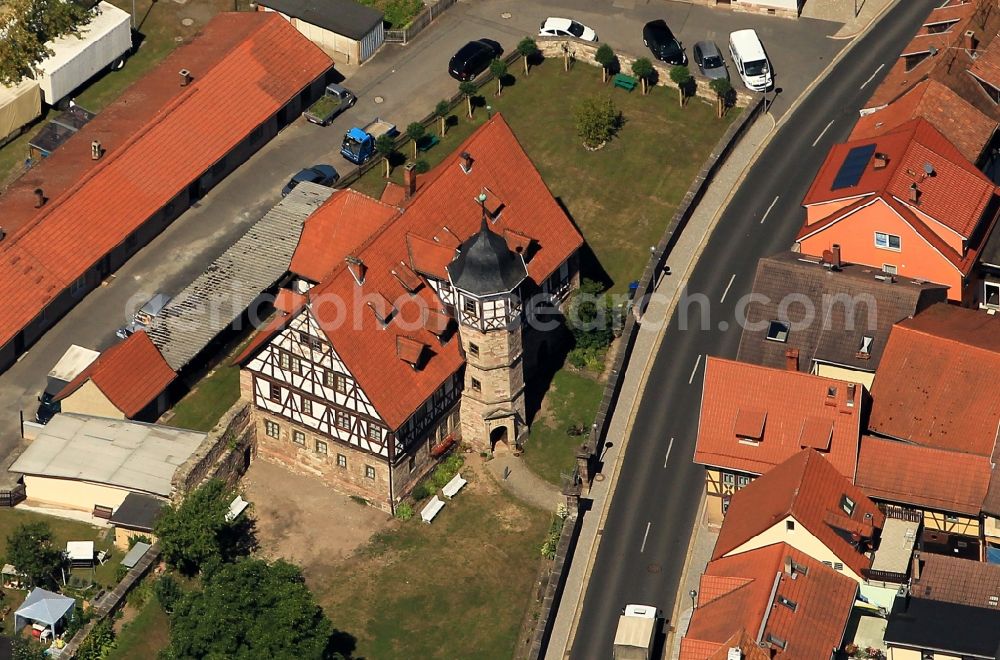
682,543,857,660
969,37,1000,90
856,436,992,515
849,80,997,163
54,331,176,417
694,357,863,480
869,304,1000,456
0,13,332,351
244,115,582,429
273,288,307,314
289,189,398,283
713,449,884,577
803,119,996,239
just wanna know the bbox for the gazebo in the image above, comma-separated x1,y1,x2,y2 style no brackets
14,588,75,641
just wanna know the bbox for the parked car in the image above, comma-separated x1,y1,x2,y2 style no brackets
117,292,171,339
693,41,728,80
729,29,772,91
303,83,356,126
448,39,503,81
281,164,339,197
539,17,598,42
642,19,686,65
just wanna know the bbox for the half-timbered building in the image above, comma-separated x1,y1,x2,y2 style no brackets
236,115,583,511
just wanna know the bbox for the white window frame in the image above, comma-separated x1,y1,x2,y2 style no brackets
315,439,328,455
292,430,305,445
265,420,279,439
882,263,898,275
875,232,901,251
336,411,350,430
365,465,376,480
983,281,1000,309
337,453,347,468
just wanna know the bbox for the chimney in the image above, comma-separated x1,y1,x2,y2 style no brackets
784,555,794,576
345,255,366,285
966,29,978,52
33,188,45,208
832,244,842,269
785,348,799,371
179,68,192,86
873,152,889,169
911,552,921,581
909,182,920,204
459,151,472,173
846,382,856,407
91,140,102,160
404,161,417,198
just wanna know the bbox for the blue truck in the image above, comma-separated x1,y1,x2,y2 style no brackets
341,118,398,165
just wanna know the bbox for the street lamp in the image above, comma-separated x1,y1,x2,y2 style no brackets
689,589,697,610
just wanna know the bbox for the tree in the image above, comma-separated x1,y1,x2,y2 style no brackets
459,80,477,119
155,480,250,576
516,37,537,76
669,65,692,107
6,522,66,589
489,58,508,96
594,44,615,83
567,279,615,369
574,95,618,149
710,78,734,118
631,57,654,95
0,0,98,85
155,574,183,614
435,99,450,137
167,559,341,660
375,133,396,178
406,121,426,159
76,619,115,660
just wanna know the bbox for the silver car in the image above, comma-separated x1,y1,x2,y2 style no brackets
693,41,728,81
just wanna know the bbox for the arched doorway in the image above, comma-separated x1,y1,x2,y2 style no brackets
490,425,509,452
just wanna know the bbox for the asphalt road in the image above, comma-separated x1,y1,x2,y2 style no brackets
569,1,940,657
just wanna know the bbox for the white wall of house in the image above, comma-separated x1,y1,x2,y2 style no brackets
23,475,131,513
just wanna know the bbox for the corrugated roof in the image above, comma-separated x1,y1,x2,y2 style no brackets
0,13,332,353
54,331,176,418
148,182,332,370
694,357,863,480
713,449,884,578
9,413,205,496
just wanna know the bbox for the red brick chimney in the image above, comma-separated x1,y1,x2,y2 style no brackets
785,348,799,371
832,243,842,269
33,188,45,208
404,162,417,198
966,29,978,52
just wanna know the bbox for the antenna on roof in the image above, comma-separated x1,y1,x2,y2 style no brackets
923,162,935,177
929,46,939,56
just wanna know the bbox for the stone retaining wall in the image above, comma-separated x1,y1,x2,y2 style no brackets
171,401,255,497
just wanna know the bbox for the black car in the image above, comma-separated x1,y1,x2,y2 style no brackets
281,164,339,197
643,20,687,66
449,39,503,81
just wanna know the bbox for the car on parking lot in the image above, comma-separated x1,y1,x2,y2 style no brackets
117,292,171,339
642,19,686,65
693,41,728,80
729,29,772,91
539,17,597,42
448,39,503,81
281,164,339,197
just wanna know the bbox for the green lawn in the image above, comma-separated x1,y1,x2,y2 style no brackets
108,597,170,660
353,59,740,292
315,483,548,659
523,369,605,486
166,358,241,432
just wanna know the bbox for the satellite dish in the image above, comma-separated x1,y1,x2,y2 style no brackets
923,162,935,176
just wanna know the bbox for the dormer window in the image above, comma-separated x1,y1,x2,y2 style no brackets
776,595,798,612
477,188,505,220
766,320,789,342
840,494,856,516
858,336,873,359
971,72,1000,104
734,409,766,445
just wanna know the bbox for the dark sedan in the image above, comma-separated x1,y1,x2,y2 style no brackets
282,164,338,197
448,39,503,81
642,19,687,66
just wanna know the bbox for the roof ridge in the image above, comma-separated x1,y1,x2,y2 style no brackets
894,318,1000,357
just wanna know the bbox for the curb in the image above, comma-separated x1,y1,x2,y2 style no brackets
664,490,708,657
828,0,899,40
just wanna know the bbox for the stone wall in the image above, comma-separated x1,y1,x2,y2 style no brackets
171,401,255,497
536,38,755,107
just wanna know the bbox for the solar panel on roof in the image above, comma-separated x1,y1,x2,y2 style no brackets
831,144,877,191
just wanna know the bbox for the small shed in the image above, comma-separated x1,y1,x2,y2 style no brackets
109,492,165,550
14,589,75,640
65,541,95,569
120,542,151,570
256,0,384,64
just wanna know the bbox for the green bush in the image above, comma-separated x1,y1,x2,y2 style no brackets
430,454,464,490
360,0,423,29
155,574,183,613
75,618,115,660
411,483,431,501
414,159,430,174
395,502,414,521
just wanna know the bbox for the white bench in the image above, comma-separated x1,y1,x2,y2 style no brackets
420,495,445,523
441,472,467,499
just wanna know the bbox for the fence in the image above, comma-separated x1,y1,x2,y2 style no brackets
384,0,457,45
878,502,923,524
0,484,25,507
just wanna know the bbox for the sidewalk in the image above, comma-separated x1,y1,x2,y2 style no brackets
801,0,896,39
544,114,774,660
485,452,562,511
666,500,720,660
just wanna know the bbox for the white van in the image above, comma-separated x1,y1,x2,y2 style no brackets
729,29,772,92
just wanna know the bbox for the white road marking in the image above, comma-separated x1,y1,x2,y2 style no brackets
812,120,835,147
720,274,736,303
664,437,675,468
689,354,702,385
641,522,652,553
760,195,779,224
860,63,885,90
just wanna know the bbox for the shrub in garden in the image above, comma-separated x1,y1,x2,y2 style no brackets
155,574,183,613
574,95,619,149
395,502,414,521
631,57,654,95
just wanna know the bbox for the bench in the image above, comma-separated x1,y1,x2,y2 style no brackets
420,495,446,523
441,472,467,499
417,135,440,153
613,73,638,91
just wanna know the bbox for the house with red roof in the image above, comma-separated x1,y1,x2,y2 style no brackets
797,119,1000,304
865,303,1000,561
236,115,584,511
0,13,333,373
679,543,858,660
693,357,864,524
53,331,177,421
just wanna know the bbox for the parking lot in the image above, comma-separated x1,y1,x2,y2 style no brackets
0,0,844,482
